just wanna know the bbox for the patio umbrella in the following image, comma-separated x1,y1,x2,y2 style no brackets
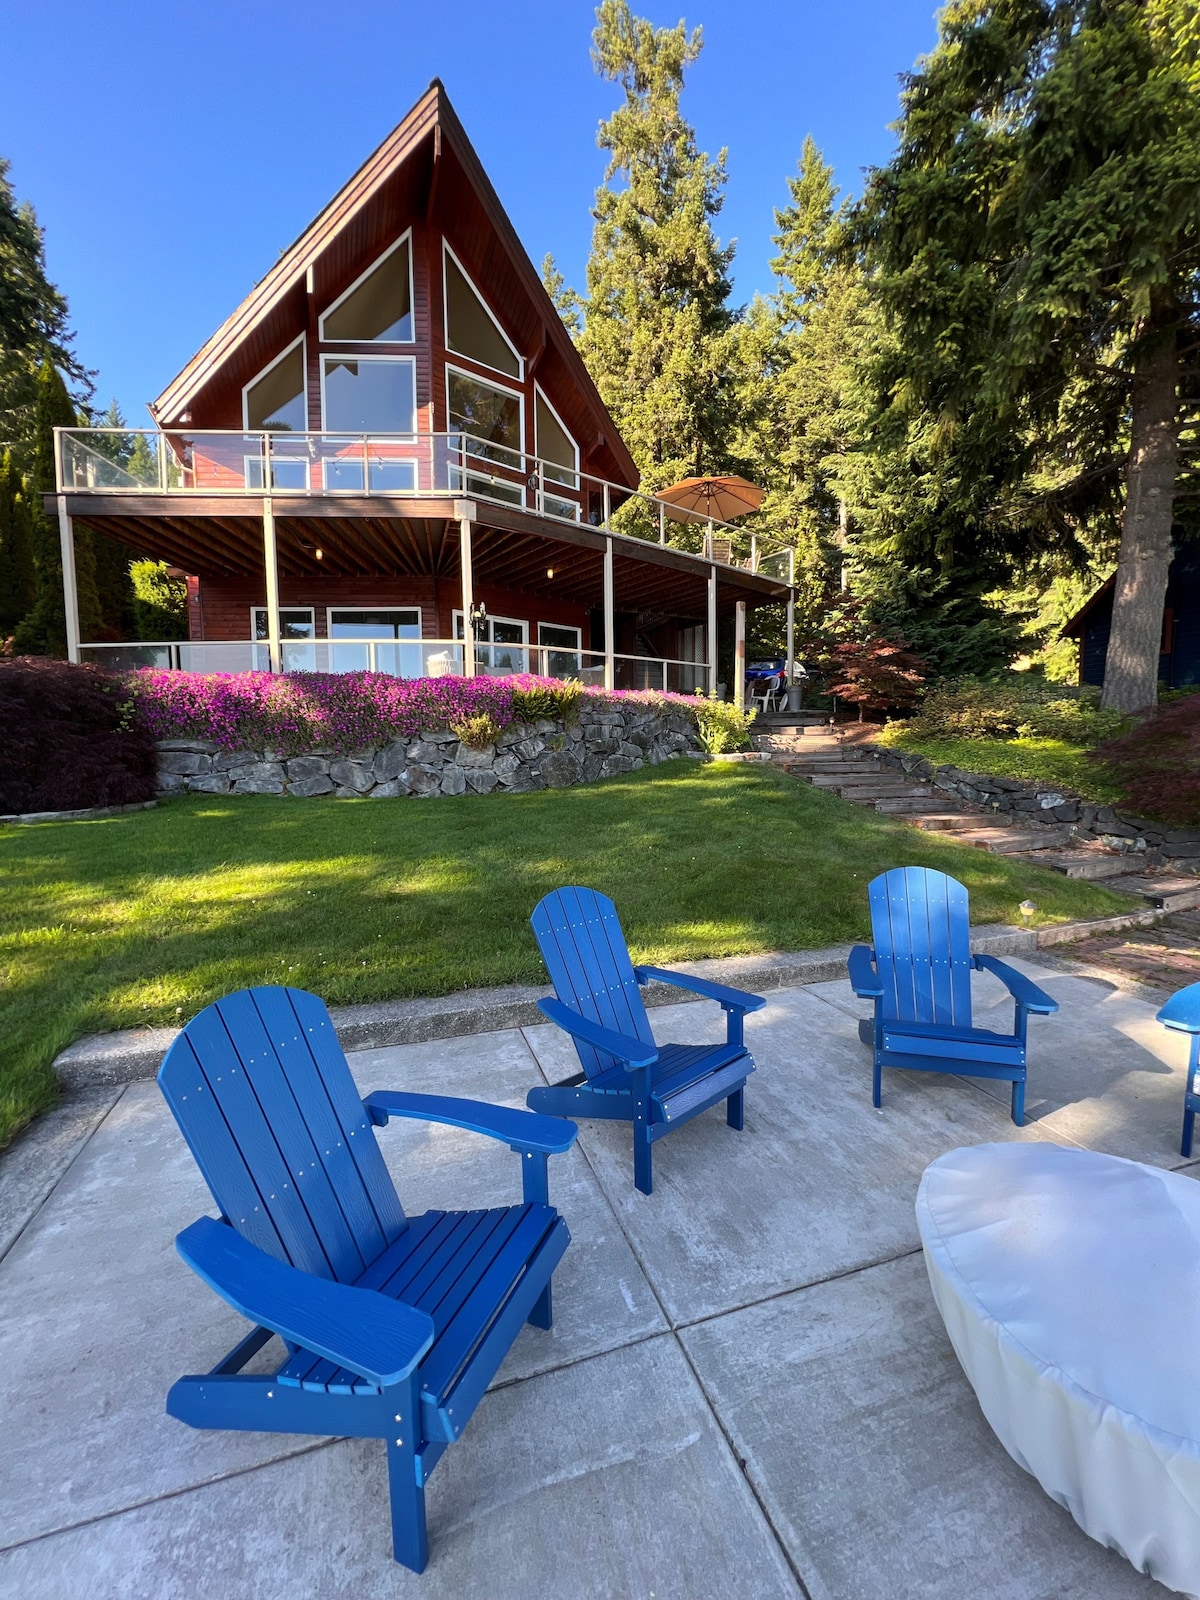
657,474,764,525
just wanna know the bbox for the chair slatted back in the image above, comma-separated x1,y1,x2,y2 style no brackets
531,887,656,1079
867,867,973,1028
159,986,407,1283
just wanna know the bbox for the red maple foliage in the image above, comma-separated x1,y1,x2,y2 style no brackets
1093,695,1200,827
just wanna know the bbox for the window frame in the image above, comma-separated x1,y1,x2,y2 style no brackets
318,231,416,346
319,352,419,436
445,363,526,503
251,605,315,641
324,605,423,638
534,382,581,519
242,333,308,433
442,240,524,380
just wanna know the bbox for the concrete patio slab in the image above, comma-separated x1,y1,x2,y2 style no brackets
0,1027,662,1549
0,1337,802,1600
523,987,1074,1326
0,1084,121,1261
681,1252,1163,1600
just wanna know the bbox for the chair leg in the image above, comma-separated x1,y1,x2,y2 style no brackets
1011,1077,1025,1128
633,1121,653,1196
872,1055,882,1110
1183,1105,1196,1160
726,1086,745,1130
386,1429,428,1573
528,1282,553,1330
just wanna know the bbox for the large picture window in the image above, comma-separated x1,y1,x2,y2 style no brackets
322,355,416,434
534,388,580,520
327,607,421,675
244,338,306,432
320,235,413,343
251,606,314,672
447,368,523,505
443,245,521,378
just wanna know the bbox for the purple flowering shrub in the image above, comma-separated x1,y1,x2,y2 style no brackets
129,670,700,757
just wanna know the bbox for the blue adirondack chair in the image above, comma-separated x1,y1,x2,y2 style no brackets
527,886,764,1195
1156,980,1200,1156
848,866,1059,1125
157,985,577,1572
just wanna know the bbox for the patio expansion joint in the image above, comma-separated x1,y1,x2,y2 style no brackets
0,1083,131,1272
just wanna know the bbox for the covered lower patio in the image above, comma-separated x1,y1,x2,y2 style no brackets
51,486,794,700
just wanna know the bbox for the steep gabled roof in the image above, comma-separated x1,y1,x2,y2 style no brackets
150,80,638,487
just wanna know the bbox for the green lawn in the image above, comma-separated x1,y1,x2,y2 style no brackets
1,760,1132,1148
875,729,1124,805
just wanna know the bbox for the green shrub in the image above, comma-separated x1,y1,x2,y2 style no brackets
691,691,755,754
510,679,583,724
449,712,502,751
903,675,1130,746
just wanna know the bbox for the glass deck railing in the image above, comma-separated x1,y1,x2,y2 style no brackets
55,427,796,582
76,638,710,692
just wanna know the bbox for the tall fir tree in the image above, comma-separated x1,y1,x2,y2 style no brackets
85,399,138,636
0,448,34,634
574,1,739,503
854,0,1200,710
0,156,91,470
13,360,101,656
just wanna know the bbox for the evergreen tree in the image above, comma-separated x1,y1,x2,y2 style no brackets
575,1,739,501
13,360,101,656
0,157,91,469
540,255,582,339
84,399,138,636
854,0,1200,711
0,449,34,634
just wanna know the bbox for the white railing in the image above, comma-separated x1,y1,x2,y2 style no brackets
77,638,711,693
55,427,796,582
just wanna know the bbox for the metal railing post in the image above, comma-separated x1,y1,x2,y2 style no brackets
658,499,666,544
362,435,370,492
602,482,611,530
751,534,759,573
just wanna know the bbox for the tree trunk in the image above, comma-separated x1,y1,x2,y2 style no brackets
1101,322,1179,712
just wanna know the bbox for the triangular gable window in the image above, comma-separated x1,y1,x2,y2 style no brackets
244,337,306,431
320,235,413,343
443,244,521,378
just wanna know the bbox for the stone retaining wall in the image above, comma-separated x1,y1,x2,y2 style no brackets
156,702,702,799
873,745,1200,872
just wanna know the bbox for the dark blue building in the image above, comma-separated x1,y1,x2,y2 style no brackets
1063,543,1200,690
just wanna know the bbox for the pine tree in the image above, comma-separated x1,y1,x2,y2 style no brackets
0,449,34,635
0,157,91,469
575,1,739,501
540,255,582,339
13,360,101,656
854,0,1200,711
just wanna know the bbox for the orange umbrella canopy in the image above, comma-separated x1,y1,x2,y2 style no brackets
657,474,765,524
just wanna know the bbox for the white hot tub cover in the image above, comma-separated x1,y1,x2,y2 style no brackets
916,1141,1200,1596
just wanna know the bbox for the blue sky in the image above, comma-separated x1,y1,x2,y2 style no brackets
3,0,940,424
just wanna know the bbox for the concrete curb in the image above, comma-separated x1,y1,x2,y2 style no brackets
51,924,1040,1090
0,800,158,826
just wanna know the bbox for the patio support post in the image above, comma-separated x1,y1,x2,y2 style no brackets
262,498,282,674
57,496,81,664
786,587,796,686
734,600,746,711
707,565,718,694
603,536,615,690
459,515,476,678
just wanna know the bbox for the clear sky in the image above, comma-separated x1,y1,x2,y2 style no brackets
3,0,941,425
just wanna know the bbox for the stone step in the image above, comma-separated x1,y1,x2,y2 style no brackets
1113,875,1200,912
958,827,1074,854
1038,852,1138,881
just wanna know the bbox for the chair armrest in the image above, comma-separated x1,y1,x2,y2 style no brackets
848,945,884,999
536,997,659,1069
1158,981,1200,1033
633,965,766,1013
973,953,1059,1014
176,1217,434,1387
362,1091,576,1155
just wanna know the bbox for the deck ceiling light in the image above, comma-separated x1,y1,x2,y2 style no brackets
546,567,554,579
315,548,324,561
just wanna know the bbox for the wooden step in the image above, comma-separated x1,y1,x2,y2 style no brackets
910,813,976,831
958,827,1073,854
1112,875,1200,912
808,768,884,786
873,796,945,814
834,783,933,801
1038,853,1137,881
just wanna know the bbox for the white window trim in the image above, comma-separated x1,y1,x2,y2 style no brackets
251,604,314,639
442,240,524,380
242,333,308,431
325,605,423,637
318,230,416,345
452,610,529,643
533,384,579,479
537,622,582,648
319,352,419,435
445,364,526,502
